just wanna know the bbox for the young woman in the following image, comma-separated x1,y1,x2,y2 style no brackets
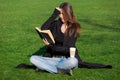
30,2,81,76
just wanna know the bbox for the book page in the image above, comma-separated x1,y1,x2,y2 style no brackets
35,27,55,44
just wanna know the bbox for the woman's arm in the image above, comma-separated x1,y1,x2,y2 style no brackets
48,35,77,55
41,8,60,30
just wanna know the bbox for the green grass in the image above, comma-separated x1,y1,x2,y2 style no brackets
0,0,120,80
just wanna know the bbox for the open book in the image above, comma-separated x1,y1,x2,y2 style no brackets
35,27,55,44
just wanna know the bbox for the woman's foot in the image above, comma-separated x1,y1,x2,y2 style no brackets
16,63,36,69
105,65,112,69
57,68,73,76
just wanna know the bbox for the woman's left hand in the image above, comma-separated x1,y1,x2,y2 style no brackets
43,38,50,45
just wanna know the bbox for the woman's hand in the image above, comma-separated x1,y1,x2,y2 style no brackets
56,7,62,13
43,38,50,45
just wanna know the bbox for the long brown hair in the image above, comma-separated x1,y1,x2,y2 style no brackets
59,2,81,37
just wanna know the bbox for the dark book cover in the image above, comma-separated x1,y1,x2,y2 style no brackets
35,28,55,44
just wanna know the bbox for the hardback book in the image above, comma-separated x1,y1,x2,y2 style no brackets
35,27,55,44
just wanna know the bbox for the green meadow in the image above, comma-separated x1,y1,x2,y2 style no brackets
0,0,120,80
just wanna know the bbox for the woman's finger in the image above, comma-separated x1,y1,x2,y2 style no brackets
56,7,62,12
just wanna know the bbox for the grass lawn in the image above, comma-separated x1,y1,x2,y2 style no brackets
0,0,120,80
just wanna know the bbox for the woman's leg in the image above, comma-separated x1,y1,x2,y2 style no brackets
30,55,60,73
57,57,78,69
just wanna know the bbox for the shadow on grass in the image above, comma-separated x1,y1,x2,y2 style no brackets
78,19,120,32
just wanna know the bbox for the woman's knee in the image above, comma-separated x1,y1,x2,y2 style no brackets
68,57,78,66
30,55,39,64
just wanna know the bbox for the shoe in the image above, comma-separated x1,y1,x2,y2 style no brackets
69,69,73,76
57,68,73,76
35,68,42,72
16,63,29,69
105,65,112,69
16,63,36,69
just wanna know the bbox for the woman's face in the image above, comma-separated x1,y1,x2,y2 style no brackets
59,11,65,23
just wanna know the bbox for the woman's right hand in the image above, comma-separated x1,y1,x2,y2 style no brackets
56,7,62,13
